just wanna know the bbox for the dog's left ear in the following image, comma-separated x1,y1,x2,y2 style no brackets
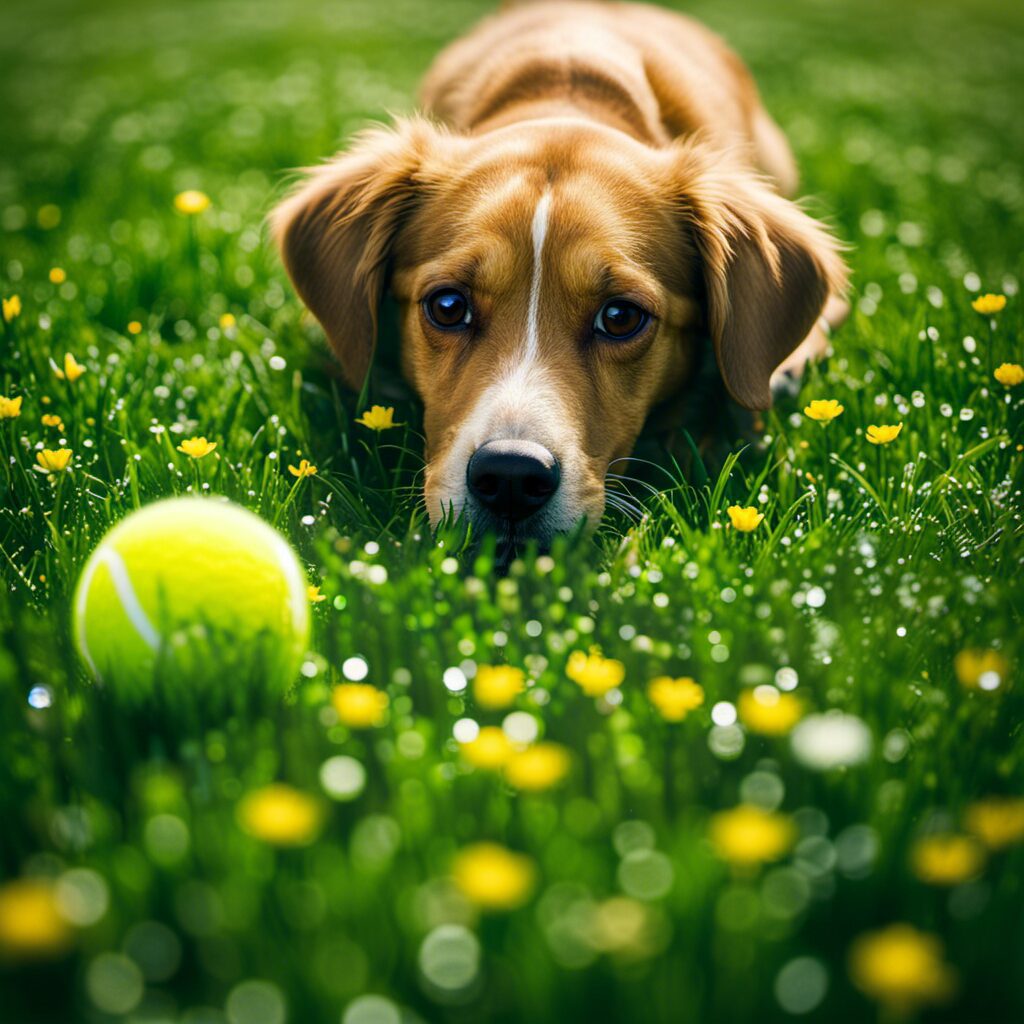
673,145,848,410
270,118,442,389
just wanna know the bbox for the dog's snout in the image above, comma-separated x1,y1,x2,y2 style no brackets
467,440,561,521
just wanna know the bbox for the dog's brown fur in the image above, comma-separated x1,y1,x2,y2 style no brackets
273,0,847,536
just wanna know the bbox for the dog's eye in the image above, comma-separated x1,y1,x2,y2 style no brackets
594,299,649,341
423,287,472,330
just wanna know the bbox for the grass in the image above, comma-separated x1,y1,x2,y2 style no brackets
1,0,1023,1020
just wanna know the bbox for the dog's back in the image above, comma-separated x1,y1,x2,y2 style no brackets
421,0,798,193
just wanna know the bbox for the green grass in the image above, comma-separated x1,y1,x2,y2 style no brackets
1,0,1023,1020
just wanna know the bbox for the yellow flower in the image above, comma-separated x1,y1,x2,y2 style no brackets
737,686,803,736
727,505,764,532
0,395,23,419
307,585,326,603
288,459,318,478
332,683,388,728
964,797,1024,849
48,267,66,284
647,676,704,722
473,665,526,709
36,449,72,473
236,784,323,846
971,293,1006,315
866,422,903,445
460,726,515,769
994,362,1024,387
708,805,796,866
451,842,536,911
910,834,985,885
52,352,86,382
355,405,400,431
504,742,570,791
803,398,844,422
174,189,211,214
41,414,65,431
0,879,73,958
848,924,956,1012
2,295,21,322
176,436,217,459
219,313,237,329
954,648,1009,691
127,320,143,335
566,649,625,697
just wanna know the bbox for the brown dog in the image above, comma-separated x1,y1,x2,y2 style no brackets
273,0,847,546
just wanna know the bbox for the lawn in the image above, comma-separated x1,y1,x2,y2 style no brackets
1,0,1023,1021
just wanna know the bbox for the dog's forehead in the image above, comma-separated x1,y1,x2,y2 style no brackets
427,119,655,198
407,126,675,274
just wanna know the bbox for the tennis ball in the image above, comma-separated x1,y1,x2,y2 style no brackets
73,497,310,701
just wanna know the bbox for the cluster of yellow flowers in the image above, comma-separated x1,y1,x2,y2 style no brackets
0,395,23,419
964,796,1024,849
708,805,795,866
451,842,536,911
849,924,956,1013
2,294,21,322
332,683,390,728
646,676,704,721
460,726,515,769
737,686,803,735
566,649,625,696
473,665,526,708
1,352,93,475
804,398,904,444
0,878,74,958
174,189,211,215
460,731,571,791
906,795,1024,889
504,743,571,790
954,648,1009,691
971,292,1006,315
910,833,985,885
994,362,1023,386
236,783,323,846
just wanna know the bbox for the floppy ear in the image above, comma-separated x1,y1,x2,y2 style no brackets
270,118,439,388
674,144,848,410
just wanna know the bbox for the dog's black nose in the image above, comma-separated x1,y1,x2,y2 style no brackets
467,440,561,522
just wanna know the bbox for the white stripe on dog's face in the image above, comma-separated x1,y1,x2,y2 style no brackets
524,189,552,364
426,189,589,534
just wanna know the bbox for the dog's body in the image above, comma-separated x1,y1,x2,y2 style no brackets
274,0,847,546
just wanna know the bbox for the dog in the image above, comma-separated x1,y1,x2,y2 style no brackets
272,0,848,550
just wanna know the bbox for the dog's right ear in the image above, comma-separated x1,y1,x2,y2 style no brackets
270,118,439,388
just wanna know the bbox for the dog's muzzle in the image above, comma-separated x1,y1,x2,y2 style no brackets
466,440,561,522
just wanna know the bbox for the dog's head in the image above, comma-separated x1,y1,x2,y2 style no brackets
273,117,845,544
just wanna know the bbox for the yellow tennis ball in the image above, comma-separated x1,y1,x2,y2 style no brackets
73,497,310,700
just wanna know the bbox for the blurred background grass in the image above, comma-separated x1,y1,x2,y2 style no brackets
1,0,1023,1022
